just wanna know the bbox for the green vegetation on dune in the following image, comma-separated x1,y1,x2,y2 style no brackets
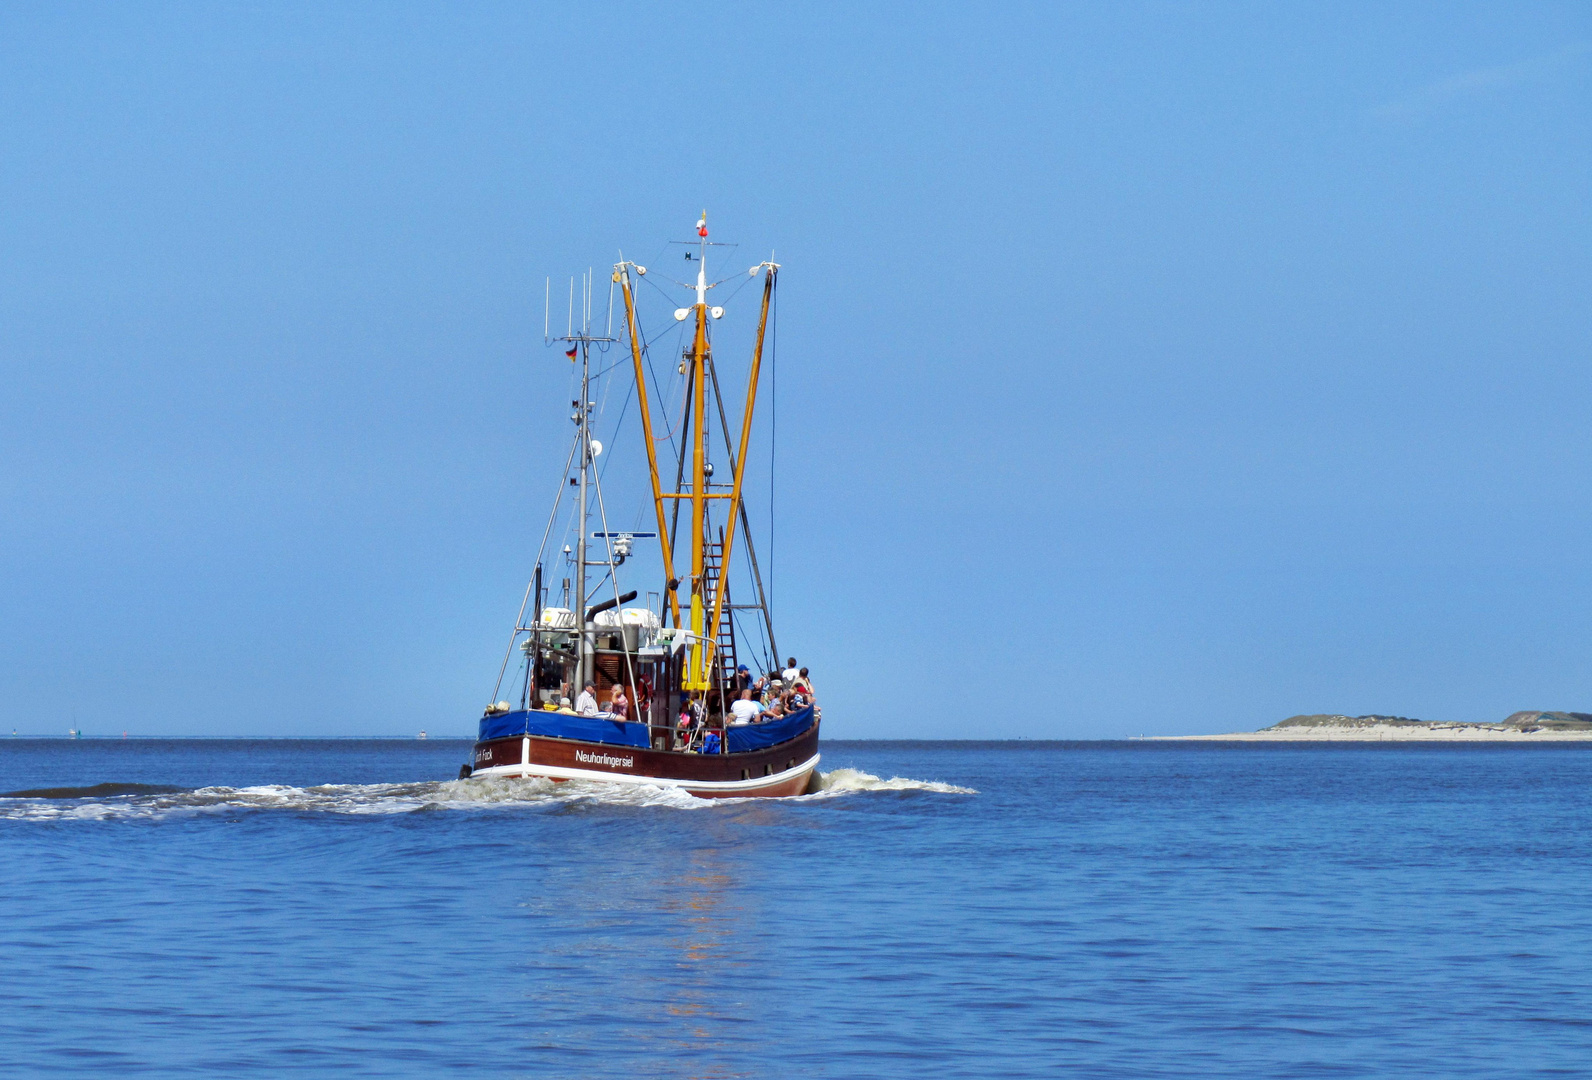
1263,711,1592,732
1268,714,1427,729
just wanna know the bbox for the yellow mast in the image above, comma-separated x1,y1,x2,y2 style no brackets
702,264,776,688
615,263,682,629
685,212,711,691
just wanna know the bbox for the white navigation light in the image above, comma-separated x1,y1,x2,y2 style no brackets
674,308,689,321
590,440,603,458
710,306,724,319
749,266,759,276
636,266,646,275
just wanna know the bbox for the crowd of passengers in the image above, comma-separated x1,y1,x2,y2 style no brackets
727,659,815,725
674,657,816,752
536,656,816,753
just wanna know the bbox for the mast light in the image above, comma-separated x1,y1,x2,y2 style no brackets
674,308,690,321
710,306,724,319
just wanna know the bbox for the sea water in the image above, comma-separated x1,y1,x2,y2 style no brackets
3,740,1592,1078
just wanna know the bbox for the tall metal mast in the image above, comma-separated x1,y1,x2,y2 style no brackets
547,270,615,698
575,338,590,695
686,213,711,691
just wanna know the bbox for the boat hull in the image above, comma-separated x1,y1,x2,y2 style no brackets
468,717,821,798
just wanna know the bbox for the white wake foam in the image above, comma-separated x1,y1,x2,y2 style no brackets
807,767,977,796
0,768,972,820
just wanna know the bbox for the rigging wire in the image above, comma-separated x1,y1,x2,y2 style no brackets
629,298,688,446
705,346,779,667
597,377,634,484
491,429,581,704
710,269,760,312
587,442,647,707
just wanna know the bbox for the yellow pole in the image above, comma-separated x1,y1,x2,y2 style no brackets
704,267,774,682
616,266,681,628
685,301,710,691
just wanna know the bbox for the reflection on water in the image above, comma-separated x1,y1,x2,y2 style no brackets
663,860,739,1058
516,818,756,1075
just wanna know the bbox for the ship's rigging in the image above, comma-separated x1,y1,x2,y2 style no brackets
490,214,782,722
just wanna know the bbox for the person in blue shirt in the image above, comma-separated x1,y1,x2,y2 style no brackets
701,730,722,754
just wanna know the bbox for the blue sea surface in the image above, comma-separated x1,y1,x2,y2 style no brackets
3,739,1592,1078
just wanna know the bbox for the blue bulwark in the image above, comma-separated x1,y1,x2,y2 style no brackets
478,710,651,749
727,706,816,753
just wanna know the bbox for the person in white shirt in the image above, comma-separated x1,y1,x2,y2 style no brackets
729,689,763,726
780,657,800,683
575,682,599,716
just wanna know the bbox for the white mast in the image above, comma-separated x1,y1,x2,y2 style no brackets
695,214,708,306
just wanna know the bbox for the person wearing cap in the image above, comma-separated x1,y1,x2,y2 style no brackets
734,664,753,693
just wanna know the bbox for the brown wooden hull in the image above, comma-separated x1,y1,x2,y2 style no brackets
468,718,821,798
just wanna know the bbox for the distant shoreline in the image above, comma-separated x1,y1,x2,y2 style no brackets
1157,726,1592,741
1159,711,1592,742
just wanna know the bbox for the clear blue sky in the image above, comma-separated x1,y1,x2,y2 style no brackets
1,3,1588,738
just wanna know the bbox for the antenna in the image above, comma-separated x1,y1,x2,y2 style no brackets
545,266,618,352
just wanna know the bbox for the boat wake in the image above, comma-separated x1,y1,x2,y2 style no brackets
807,768,977,796
0,769,973,820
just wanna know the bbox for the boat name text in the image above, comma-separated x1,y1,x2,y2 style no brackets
575,749,634,768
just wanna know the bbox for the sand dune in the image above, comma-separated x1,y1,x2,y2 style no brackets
1160,711,1592,741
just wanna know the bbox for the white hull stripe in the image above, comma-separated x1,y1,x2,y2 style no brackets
470,753,821,793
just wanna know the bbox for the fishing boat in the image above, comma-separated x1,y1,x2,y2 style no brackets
462,215,819,797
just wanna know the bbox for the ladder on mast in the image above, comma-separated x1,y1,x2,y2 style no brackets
701,526,738,690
